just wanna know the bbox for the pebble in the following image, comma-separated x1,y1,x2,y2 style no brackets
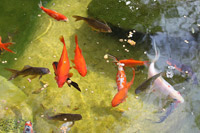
96,42,99,44
119,39,123,42
123,45,125,47
106,60,109,63
41,115,44,117
126,1,131,5
14,58,17,60
104,54,108,59
53,55,56,58
144,51,147,54
38,14,41,17
127,39,136,46
184,40,189,44
91,91,94,93
28,57,31,59
135,96,139,99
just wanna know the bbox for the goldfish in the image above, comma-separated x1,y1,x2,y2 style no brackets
5,65,50,81
112,68,135,107
135,72,163,94
52,61,81,91
23,121,34,133
167,58,198,85
48,113,82,122
53,36,71,88
0,36,15,53
71,35,87,77
148,40,184,103
38,1,68,22
116,62,127,91
73,15,112,33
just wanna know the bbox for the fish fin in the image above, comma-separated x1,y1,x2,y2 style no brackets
72,15,84,21
5,68,19,80
22,65,31,70
71,60,75,63
69,73,73,78
106,54,119,63
59,36,66,46
2,45,15,53
70,81,81,92
73,66,77,70
52,62,58,72
38,1,43,8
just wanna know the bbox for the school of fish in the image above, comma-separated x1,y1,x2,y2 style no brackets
0,1,195,132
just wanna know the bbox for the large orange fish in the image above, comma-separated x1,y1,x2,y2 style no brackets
39,2,68,22
54,36,71,88
0,36,15,53
112,68,135,107
71,35,87,77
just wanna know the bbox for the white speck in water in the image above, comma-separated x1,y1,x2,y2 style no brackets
4,61,7,63
85,88,88,91
185,71,188,74
106,60,109,63
191,27,195,34
96,42,99,44
117,50,119,52
67,5,70,7
64,118,67,121
104,54,108,59
123,45,125,47
197,24,200,27
41,115,44,117
52,3,55,6
183,15,187,18
23,86,26,88
154,0,157,1
119,39,123,42
182,87,185,90
191,112,194,115
184,40,189,44
2,61,5,64
144,51,147,54
136,7,139,10
53,55,56,58
133,30,136,33
127,50,129,52
162,108,166,111
91,91,94,93
135,96,139,99
14,58,17,60
126,1,131,5
28,57,31,59
122,18,126,21
38,14,41,17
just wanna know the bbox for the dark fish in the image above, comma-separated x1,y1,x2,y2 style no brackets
53,62,81,92
135,72,163,94
5,65,50,80
155,101,178,123
167,58,198,84
73,15,112,33
48,113,82,122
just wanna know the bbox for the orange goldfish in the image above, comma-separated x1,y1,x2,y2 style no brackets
39,2,68,22
0,36,15,53
116,62,127,91
112,68,135,107
71,35,87,77
54,36,71,88
23,121,34,133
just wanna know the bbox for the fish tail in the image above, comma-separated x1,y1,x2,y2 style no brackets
75,35,78,46
59,35,66,46
72,15,84,21
5,68,19,80
38,1,43,8
107,54,119,63
152,39,160,63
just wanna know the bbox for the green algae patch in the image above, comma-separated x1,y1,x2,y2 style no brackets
0,76,33,132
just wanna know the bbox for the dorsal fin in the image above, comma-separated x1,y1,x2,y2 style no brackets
22,65,31,70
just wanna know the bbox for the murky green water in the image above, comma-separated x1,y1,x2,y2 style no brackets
0,0,200,132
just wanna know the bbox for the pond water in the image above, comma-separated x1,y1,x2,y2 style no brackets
0,0,200,132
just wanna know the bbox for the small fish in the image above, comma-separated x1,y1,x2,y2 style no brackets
23,121,34,133
71,35,87,77
112,68,135,107
155,100,178,123
54,36,71,88
73,15,112,33
0,36,15,53
167,58,198,84
135,72,163,94
52,62,81,92
5,65,50,81
39,1,68,22
48,113,82,122
148,40,184,103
